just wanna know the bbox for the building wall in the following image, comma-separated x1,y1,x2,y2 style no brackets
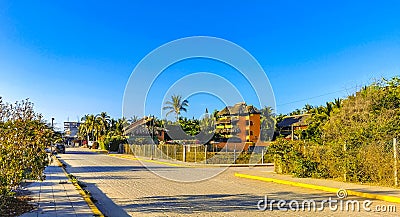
215,113,261,151
247,113,261,142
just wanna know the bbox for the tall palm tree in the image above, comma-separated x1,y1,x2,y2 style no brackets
79,114,96,142
260,106,276,141
96,112,110,138
163,94,189,121
114,118,128,136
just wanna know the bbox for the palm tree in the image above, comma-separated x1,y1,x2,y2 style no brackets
79,114,96,142
260,106,276,141
128,115,140,124
114,118,128,136
162,94,189,121
96,112,110,138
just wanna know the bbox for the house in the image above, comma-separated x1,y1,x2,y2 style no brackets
214,102,261,151
276,114,310,140
124,117,163,144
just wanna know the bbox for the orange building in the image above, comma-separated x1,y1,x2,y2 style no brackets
214,102,261,151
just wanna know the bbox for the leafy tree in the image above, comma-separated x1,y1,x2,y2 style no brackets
0,98,53,209
200,109,215,133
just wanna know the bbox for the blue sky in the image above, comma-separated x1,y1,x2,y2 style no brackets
0,1,399,129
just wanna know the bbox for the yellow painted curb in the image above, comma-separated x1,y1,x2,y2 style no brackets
89,149,109,154
108,154,187,167
54,157,104,216
235,173,400,204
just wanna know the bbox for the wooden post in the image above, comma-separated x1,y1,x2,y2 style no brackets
394,138,398,187
195,145,197,163
291,125,294,141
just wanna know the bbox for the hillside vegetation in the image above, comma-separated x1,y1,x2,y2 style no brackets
270,77,400,186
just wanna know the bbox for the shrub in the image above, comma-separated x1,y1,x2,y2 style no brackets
0,98,51,209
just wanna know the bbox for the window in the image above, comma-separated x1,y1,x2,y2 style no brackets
250,131,253,136
250,121,253,126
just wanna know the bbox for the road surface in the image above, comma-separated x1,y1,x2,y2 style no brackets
59,148,397,216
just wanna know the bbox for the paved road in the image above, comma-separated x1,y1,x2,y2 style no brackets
59,148,397,216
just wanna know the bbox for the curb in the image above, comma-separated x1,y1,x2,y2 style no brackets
89,149,109,154
235,173,400,204
53,156,105,216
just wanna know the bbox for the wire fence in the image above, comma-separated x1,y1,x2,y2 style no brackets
122,144,273,165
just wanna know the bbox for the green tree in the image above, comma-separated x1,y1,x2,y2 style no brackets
0,98,52,209
163,94,189,121
96,112,111,139
260,106,276,141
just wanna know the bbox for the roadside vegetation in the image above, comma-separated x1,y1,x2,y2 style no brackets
78,112,128,152
0,98,56,215
269,77,400,186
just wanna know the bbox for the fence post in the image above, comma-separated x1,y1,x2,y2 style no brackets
183,145,186,162
261,149,264,165
234,149,236,164
394,138,398,187
195,145,197,163
175,145,177,160
204,145,207,164
150,144,154,160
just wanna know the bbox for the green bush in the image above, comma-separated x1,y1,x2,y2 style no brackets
103,136,127,152
0,98,51,209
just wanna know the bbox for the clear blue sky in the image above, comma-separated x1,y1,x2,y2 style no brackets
0,1,399,129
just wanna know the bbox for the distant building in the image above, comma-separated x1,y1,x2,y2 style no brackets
276,114,310,140
124,117,164,144
64,122,81,146
123,102,266,151
214,102,261,151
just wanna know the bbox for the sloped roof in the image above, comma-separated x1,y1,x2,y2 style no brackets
123,116,153,135
164,124,193,140
277,114,311,128
218,102,261,116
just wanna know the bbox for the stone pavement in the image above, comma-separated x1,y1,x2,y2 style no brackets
235,168,400,202
20,158,94,217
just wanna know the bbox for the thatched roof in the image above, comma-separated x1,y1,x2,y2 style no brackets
217,102,261,116
277,114,311,128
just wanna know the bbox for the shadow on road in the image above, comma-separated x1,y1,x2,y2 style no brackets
122,191,342,214
123,193,261,213
85,182,131,217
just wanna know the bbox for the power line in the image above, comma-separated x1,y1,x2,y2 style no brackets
276,86,359,107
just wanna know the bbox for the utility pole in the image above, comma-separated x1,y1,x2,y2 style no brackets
50,118,55,155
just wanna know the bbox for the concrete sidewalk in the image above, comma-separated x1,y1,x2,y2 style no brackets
20,159,94,217
235,169,400,203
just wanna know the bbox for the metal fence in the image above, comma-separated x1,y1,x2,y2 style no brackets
123,144,272,165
